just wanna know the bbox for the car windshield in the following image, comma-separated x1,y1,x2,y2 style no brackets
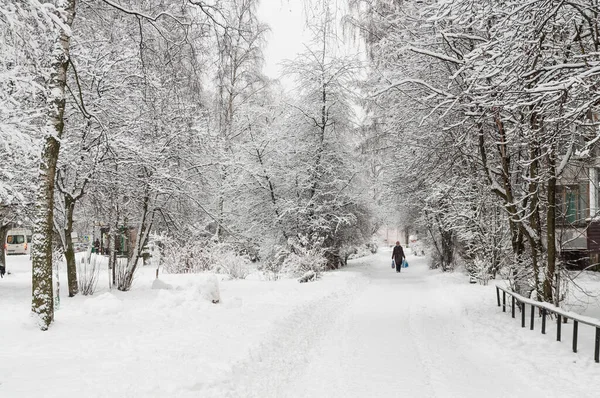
7,235,25,244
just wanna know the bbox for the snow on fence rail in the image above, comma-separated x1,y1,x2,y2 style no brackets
495,285,600,363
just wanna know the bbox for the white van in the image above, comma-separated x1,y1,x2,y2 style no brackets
5,228,32,255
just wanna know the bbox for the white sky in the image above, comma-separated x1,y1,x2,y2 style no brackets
257,0,366,121
257,0,310,79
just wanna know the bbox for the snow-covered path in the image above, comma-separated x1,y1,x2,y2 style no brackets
3,249,599,397
276,249,599,398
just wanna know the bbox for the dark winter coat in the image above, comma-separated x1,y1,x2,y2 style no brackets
392,245,405,262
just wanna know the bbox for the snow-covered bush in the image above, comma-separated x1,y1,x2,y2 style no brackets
114,257,135,291
464,257,492,286
257,244,288,281
219,250,251,279
78,254,100,295
505,262,535,299
281,247,327,279
409,240,425,256
298,270,317,283
347,241,378,261
160,237,210,274
367,241,378,254
337,245,356,264
159,237,251,278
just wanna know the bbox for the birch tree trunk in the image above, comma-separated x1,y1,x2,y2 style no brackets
31,0,77,330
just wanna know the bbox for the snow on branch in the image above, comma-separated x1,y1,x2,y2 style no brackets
521,62,595,79
100,0,190,25
404,46,464,65
442,33,488,42
527,65,600,93
40,4,72,36
372,79,456,99
556,137,574,177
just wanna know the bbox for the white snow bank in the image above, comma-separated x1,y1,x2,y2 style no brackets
2,251,600,398
151,278,173,290
81,292,123,315
198,273,220,303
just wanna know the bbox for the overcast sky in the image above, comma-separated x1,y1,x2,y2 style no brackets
257,0,362,82
257,0,309,79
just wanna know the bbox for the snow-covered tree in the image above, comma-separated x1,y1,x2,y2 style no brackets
275,2,370,267
0,1,47,278
352,0,600,301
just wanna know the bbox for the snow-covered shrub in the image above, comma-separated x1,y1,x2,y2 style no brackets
281,247,327,279
114,257,134,291
258,244,288,281
298,270,317,283
340,245,358,263
367,241,378,254
464,257,491,285
505,261,536,299
220,251,251,279
159,237,251,278
161,237,210,274
347,241,378,261
195,243,252,278
409,240,425,256
78,254,100,295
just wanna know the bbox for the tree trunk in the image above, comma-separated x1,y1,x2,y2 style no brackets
31,0,77,330
441,229,454,271
544,151,557,302
527,144,542,297
110,225,118,287
0,224,8,276
64,197,78,297
119,191,154,291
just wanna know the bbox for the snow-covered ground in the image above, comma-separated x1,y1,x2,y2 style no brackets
1,249,600,397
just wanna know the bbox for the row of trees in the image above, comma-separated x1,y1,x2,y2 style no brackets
1,0,378,330
350,0,600,301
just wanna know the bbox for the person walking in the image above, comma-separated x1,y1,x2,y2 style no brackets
392,241,406,273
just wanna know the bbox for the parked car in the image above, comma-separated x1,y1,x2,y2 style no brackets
5,228,32,255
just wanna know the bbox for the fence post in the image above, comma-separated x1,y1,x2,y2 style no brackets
572,320,578,353
496,287,500,307
557,314,562,342
530,304,535,330
542,308,547,334
512,296,515,318
595,327,600,363
521,301,526,327
503,291,506,312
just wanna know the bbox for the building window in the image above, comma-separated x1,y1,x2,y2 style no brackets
557,184,589,224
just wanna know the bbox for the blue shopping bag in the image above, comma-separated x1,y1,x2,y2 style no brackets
391,260,395,269
402,259,409,268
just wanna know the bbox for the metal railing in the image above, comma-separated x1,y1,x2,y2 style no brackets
495,285,600,363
